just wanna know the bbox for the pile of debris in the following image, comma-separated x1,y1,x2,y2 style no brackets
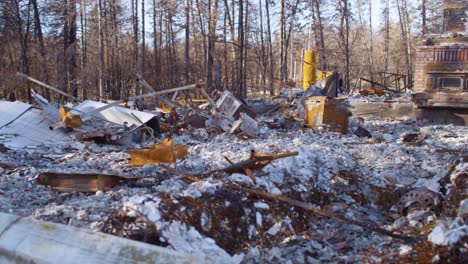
0,73,467,263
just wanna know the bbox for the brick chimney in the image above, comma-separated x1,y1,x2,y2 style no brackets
413,1,468,93
412,1,468,125
413,44,468,93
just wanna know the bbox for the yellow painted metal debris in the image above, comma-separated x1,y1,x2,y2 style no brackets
157,101,172,113
106,99,130,108
59,106,83,128
302,50,318,89
317,70,333,81
304,96,350,134
128,137,188,166
359,87,385,96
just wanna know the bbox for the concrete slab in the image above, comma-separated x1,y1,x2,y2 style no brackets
0,212,208,264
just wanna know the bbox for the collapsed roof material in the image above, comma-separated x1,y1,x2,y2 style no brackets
0,101,71,149
0,101,31,128
72,100,162,139
73,100,159,128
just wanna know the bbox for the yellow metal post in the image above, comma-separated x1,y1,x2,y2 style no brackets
302,50,318,89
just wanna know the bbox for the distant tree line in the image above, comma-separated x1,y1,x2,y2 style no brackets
0,0,443,102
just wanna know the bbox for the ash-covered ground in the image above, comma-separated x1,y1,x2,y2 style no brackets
0,111,466,263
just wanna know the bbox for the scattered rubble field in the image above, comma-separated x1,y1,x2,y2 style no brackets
0,94,467,263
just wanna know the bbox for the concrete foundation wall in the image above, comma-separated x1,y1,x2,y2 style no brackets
350,101,415,119
415,108,468,125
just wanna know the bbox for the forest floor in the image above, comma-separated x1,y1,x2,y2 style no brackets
0,95,467,263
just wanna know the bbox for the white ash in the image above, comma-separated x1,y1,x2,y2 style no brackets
0,113,466,262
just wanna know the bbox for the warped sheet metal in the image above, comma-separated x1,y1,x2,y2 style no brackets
37,172,136,193
215,91,256,119
60,106,83,129
304,96,351,134
73,100,157,127
31,90,60,121
230,113,258,138
0,101,71,149
128,137,188,166
0,101,31,128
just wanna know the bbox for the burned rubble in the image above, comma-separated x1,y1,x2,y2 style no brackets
1,74,467,263
2,0,468,261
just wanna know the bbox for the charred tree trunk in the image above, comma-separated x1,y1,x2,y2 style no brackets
223,0,236,92
69,0,78,98
141,0,145,78
236,0,244,97
259,0,266,94
339,0,350,92
396,0,413,89
112,0,121,99
31,0,50,99
195,0,207,83
152,0,161,87
421,0,426,35
207,0,219,91
315,0,327,70
16,0,32,102
242,0,248,98
222,7,228,90
98,0,105,100
279,0,285,81
184,0,190,84
265,0,274,95
80,0,87,99
383,0,390,81
132,0,139,95
62,0,69,95
402,0,413,87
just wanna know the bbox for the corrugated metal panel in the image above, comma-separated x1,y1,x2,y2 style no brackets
0,105,70,149
73,100,157,126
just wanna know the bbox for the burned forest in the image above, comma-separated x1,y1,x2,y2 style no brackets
0,0,467,263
